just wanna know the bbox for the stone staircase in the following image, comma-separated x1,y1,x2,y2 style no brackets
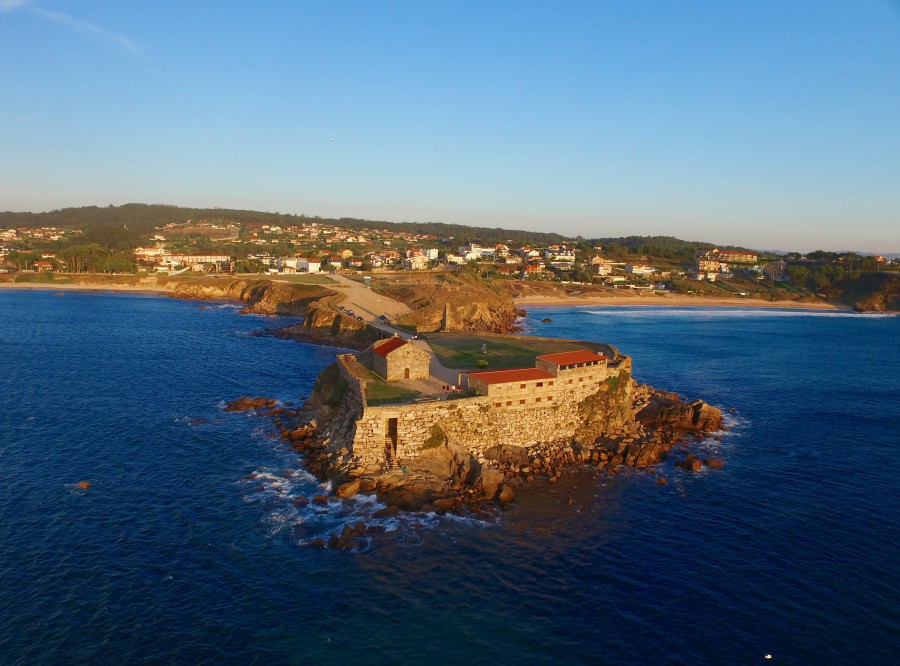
383,440,396,470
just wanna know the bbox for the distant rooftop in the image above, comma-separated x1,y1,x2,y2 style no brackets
464,368,554,385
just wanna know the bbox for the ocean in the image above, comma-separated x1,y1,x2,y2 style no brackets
0,290,897,665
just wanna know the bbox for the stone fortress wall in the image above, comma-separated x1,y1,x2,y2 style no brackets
337,348,632,468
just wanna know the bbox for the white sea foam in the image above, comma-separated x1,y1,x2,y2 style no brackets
580,307,894,319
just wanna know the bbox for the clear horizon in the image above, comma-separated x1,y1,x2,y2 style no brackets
2,1,898,253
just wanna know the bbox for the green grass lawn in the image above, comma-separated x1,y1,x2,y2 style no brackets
426,333,615,370
272,274,336,285
360,367,423,405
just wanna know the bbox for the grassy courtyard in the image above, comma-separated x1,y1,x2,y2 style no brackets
359,367,423,405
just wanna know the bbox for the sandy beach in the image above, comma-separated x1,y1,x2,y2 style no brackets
0,281,173,294
513,293,842,310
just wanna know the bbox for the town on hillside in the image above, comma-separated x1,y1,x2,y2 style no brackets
0,207,896,308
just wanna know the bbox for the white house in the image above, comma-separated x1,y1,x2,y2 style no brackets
624,264,656,276
297,257,321,273
401,255,430,270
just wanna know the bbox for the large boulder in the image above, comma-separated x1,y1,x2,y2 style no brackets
480,467,505,500
336,480,361,499
636,392,722,432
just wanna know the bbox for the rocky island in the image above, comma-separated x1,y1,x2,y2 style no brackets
166,273,726,535
228,330,723,533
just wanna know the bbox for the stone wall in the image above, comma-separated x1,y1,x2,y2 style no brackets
347,362,631,468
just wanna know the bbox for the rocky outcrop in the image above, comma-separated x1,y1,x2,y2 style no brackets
172,277,382,349
171,277,332,316
635,390,723,432
377,273,525,334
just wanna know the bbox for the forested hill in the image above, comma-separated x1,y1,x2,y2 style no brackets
0,204,569,246
591,235,760,260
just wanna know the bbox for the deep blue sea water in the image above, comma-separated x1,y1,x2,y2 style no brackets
1,291,897,665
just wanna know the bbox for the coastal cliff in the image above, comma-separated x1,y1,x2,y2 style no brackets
264,294,381,349
171,277,331,315
171,277,380,348
374,273,525,333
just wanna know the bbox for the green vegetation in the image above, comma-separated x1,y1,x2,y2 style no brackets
422,423,447,450
427,333,615,370
365,381,423,406
12,272,62,284
270,274,336,285
358,367,423,405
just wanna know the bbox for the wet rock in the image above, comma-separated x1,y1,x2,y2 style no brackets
359,478,378,493
372,506,400,519
705,458,726,469
499,486,516,503
224,396,278,413
312,495,330,506
676,458,703,472
432,498,461,511
75,481,90,490
293,497,310,507
336,480,361,499
636,392,723,433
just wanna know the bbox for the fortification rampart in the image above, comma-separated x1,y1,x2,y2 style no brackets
335,353,368,410
347,359,630,467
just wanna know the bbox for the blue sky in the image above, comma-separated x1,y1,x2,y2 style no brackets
1,1,898,252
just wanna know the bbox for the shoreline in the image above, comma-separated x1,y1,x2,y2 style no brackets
0,281,174,295
514,293,844,310
0,279,849,311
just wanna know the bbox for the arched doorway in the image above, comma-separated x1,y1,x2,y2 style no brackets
404,367,410,379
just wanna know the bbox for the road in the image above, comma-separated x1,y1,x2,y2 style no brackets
322,273,412,322
277,273,466,388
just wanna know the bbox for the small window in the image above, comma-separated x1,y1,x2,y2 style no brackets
519,399,526,404
536,382,544,387
547,395,553,401
568,379,573,384
495,402,501,407
549,381,554,386
536,397,542,402
506,401,512,406
579,377,584,382
520,383,526,389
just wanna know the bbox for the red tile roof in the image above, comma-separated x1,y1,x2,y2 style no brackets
536,350,607,366
373,337,408,357
464,368,555,385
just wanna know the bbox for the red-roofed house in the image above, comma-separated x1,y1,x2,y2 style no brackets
463,349,611,398
464,367,558,402
536,350,607,373
371,336,431,381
